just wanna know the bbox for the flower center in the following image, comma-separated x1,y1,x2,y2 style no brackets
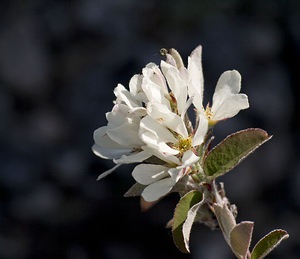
174,136,192,153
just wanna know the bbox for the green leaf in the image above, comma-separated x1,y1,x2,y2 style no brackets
230,221,254,259
251,229,289,259
203,128,271,179
172,190,203,253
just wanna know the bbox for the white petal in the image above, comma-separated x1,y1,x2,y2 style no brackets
214,70,241,95
114,84,139,109
94,126,128,153
142,145,180,165
107,104,142,129
94,126,115,147
168,167,183,182
143,63,168,93
141,178,176,202
132,164,169,185
212,70,241,111
147,103,188,138
192,114,208,146
97,164,122,180
128,107,147,117
181,96,194,119
211,94,249,121
187,45,204,111
93,127,132,159
107,122,143,147
140,116,178,144
92,144,131,159
114,150,152,164
106,104,128,128
142,63,170,107
129,74,148,103
161,60,188,115
105,105,144,147
141,131,179,156
211,70,249,121
181,150,200,167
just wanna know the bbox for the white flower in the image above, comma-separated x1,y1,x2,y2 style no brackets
92,103,149,160
139,103,208,162
132,150,200,202
134,102,208,201
129,49,208,201
187,45,249,124
141,56,190,116
93,44,249,201
208,70,249,122
92,76,151,180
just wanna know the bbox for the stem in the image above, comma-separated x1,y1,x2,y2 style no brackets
211,181,252,259
211,180,223,205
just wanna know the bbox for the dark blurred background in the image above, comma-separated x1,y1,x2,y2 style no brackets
0,0,299,258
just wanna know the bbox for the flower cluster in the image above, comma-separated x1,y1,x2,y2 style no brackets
92,45,289,258
92,45,249,202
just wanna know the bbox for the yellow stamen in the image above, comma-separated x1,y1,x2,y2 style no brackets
205,106,218,126
173,136,192,154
